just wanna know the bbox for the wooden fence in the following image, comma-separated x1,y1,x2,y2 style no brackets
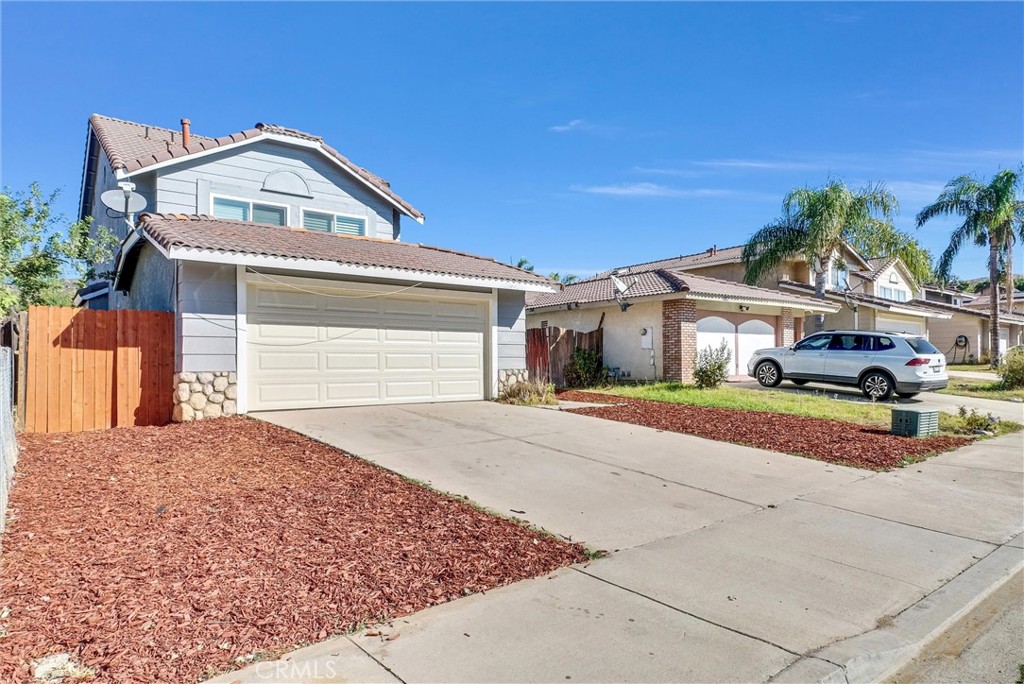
21,307,174,433
526,326,603,387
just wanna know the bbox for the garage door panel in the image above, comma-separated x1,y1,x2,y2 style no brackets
437,353,482,370
324,353,380,371
256,382,320,404
248,282,487,410
876,315,923,335
384,353,434,370
437,379,483,399
254,350,320,372
253,289,319,311
324,382,382,403
384,381,435,400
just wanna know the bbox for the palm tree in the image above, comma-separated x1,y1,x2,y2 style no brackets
548,272,579,285
916,169,1024,368
514,257,535,272
742,179,898,331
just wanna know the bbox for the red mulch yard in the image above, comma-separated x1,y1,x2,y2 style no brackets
558,390,971,470
0,418,584,682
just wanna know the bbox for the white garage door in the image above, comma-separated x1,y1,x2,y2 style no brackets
736,320,776,376
876,314,924,336
696,316,737,374
247,280,487,411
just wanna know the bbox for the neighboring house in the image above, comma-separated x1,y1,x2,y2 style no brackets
77,115,553,419
526,267,838,383
921,284,973,307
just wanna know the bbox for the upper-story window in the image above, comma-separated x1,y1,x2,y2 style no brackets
301,210,366,236
212,196,287,226
830,264,848,289
878,286,908,302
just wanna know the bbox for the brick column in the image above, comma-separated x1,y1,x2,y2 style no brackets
662,299,697,383
781,307,795,346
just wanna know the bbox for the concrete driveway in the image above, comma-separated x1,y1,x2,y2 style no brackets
224,403,1024,683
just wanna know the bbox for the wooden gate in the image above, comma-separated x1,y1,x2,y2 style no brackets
22,307,174,433
526,326,603,387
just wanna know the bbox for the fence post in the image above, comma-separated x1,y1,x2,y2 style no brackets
15,312,28,432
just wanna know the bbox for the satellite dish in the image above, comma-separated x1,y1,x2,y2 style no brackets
101,182,147,216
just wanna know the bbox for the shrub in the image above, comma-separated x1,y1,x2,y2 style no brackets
999,347,1024,389
563,347,605,388
956,405,999,433
693,340,732,389
498,380,557,406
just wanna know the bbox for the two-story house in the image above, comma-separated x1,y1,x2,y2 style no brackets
77,115,553,420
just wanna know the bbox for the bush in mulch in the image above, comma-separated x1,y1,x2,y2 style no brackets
0,418,585,682
557,390,971,470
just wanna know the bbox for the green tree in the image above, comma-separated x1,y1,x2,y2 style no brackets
0,184,117,312
916,168,1024,368
742,179,898,331
847,224,933,286
547,272,579,285
513,257,535,272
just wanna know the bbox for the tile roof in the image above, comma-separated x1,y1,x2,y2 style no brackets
908,298,1024,324
88,114,423,220
777,280,953,318
589,245,746,280
528,268,838,311
136,214,552,287
852,256,899,281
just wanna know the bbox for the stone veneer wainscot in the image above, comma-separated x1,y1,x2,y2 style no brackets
172,372,238,422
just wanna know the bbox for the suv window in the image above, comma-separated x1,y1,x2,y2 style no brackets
906,336,941,354
794,334,832,351
828,334,868,351
873,336,896,352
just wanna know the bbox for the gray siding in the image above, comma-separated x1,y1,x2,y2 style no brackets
153,140,398,239
497,290,526,370
176,262,237,373
110,243,175,311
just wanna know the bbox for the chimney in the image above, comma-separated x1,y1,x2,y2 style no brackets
180,118,191,147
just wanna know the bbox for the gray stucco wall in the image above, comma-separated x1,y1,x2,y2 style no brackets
497,290,527,370
177,262,237,373
153,140,398,239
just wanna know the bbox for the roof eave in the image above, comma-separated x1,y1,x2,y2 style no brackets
142,236,554,293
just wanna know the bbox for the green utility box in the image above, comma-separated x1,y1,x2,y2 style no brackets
891,408,940,438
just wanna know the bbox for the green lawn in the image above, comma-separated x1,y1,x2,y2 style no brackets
946,363,999,373
937,376,1024,402
595,383,1022,436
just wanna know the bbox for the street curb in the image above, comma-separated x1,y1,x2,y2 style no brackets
771,535,1024,684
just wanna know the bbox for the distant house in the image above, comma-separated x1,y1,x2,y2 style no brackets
526,258,838,383
76,115,553,418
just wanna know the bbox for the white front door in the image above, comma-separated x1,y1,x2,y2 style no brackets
247,279,487,411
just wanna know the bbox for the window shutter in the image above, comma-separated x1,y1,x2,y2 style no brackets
303,211,333,232
335,216,366,236
212,197,249,221
253,204,286,226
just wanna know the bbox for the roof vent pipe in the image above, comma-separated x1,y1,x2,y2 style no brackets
180,118,191,147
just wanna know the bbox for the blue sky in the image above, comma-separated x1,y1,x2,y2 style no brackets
2,2,1022,280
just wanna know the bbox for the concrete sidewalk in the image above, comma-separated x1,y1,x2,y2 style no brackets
217,404,1024,683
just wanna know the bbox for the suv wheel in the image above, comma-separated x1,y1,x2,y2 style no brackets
860,371,894,401
755,361,782,388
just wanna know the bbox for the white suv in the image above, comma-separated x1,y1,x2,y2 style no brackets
748,330,948,400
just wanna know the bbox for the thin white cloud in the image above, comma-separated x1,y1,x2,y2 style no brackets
884,180,948,204
572,182,774,201
692,158,827,171
548,119,621,136
631,166,702,178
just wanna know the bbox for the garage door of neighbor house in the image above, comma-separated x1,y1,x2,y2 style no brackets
697,316,776,376
876,314,924,336
247,279,487,411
